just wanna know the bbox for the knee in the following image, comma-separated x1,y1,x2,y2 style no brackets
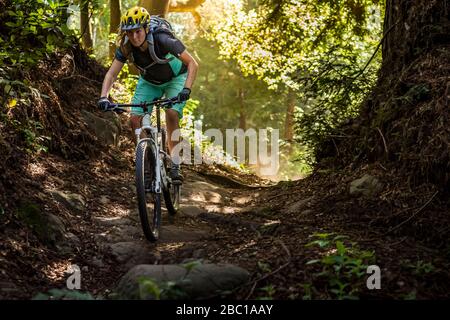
130,115,141,128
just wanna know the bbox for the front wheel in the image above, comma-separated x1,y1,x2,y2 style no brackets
135,140,161,242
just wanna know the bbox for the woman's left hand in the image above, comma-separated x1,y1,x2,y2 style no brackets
178,87,191,102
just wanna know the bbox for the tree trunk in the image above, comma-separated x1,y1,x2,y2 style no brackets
169,0,206,26
320,0,450,188
109,0,121,60
140,0,205,23
140,0,170,17
80,0,93,52
238,87,246,130
205,70,209,85
284,88,296,141
169,0,206,12
381,0,449,78
284,88,296,155
60,0,70,23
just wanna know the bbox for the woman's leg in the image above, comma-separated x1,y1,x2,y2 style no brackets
165,109,180,155
163,73,188,181
130,115,142,144
166,108,183,182
163,73,187,153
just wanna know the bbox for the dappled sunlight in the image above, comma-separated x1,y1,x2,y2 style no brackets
204,205,239,214
262,219,280,227
110,205,135,218
40,259,73,283
188,191,222,204
26,162,47,178
234,195,252,205
232,239,257,254
93,215,129,224
189,193,207,202
157,242,185,252
325,248,338,256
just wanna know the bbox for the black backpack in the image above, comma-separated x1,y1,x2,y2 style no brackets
121,15,177,72
148,16,175,36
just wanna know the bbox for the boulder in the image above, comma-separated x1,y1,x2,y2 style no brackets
116,263,250,299
286,196,315,214
81,110,121,146
109,241,155,268
50,190,85,213
349,174,383,197
17,203,66,245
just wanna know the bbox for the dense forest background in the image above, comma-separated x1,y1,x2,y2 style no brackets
58,0,385,180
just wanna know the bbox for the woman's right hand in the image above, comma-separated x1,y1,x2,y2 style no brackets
97,97,111,111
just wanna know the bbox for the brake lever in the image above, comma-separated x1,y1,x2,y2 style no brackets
113,107,125,114
107,105,125,114
161,98,181,108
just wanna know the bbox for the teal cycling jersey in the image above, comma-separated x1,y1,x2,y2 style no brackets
115,32,188,84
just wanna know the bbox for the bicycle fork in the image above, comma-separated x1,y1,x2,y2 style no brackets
135,114,162,194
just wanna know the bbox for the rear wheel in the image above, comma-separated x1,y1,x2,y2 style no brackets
135,140,161,242
161,127,181,216
163,179,181,216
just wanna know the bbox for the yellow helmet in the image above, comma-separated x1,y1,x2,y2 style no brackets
120,6,150,31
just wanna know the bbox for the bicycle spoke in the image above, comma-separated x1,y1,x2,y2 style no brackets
136,140,161,242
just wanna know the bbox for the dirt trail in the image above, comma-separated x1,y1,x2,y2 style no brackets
53,127,273,298
90,165,264,269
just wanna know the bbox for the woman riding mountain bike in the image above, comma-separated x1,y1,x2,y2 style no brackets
97,6,199,183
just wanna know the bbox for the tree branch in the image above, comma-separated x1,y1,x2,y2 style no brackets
168,0,205,26
169,0,205,12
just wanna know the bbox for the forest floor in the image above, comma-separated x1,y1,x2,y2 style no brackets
1,114,450,300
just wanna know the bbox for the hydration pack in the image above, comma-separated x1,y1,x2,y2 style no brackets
120,16,181,76
148,16,175,36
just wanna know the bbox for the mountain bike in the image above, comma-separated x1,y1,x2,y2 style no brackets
106,97,182,242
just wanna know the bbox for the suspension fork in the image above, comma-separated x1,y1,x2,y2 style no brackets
136,115,162,194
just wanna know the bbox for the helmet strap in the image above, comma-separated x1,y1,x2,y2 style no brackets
138,24,148,48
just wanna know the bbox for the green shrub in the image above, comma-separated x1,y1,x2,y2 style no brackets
304,232,376,299
0,0,76,68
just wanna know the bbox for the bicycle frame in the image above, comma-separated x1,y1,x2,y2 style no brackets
107,97,179,191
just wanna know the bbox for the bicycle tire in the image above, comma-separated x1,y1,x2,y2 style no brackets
135,140,161,242
163,181,181,216
160,127,181,216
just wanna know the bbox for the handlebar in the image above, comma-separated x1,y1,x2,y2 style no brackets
106,96,180,113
